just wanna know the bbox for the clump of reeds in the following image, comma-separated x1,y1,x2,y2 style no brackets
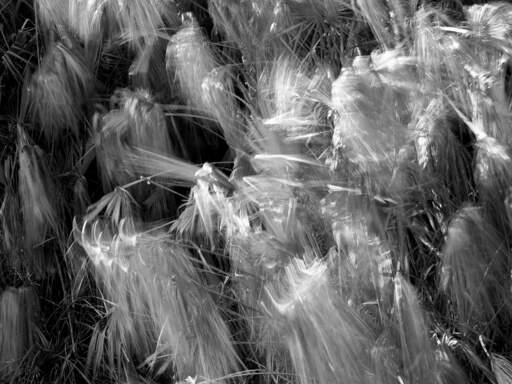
0,287,40,378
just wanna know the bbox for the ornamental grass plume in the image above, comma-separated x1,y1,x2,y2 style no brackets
490,353,512,384
264,257,373,384
167,159,280,376
69,0,179,51
412,10,477,117
413,7,452,88
465,3,512,117
130,38,170,100
232,184,331,378
79,220,156,378
330,51,413,191
154,127,335,379
392,275,437,384
0,286,40,379
173,162,235,247
415,99,476,213
67,0,105,44
370,274,468,384
441,205,512,335
474,136,512,235
167,14,243,149
104,0,180,50
76,219,241,382
207,0,285,64
283,0,354,67
255,56,332,157
354,0,418,48
354,0,395,47
324,190,394,307
27,42,94,140
0,189,23,270
95,89,174,190
35,0,69,37
18,132,62,278
167,14,218,111
413,3,512,134
72,175,91,215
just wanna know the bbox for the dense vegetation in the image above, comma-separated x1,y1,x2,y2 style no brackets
2,0,512,383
